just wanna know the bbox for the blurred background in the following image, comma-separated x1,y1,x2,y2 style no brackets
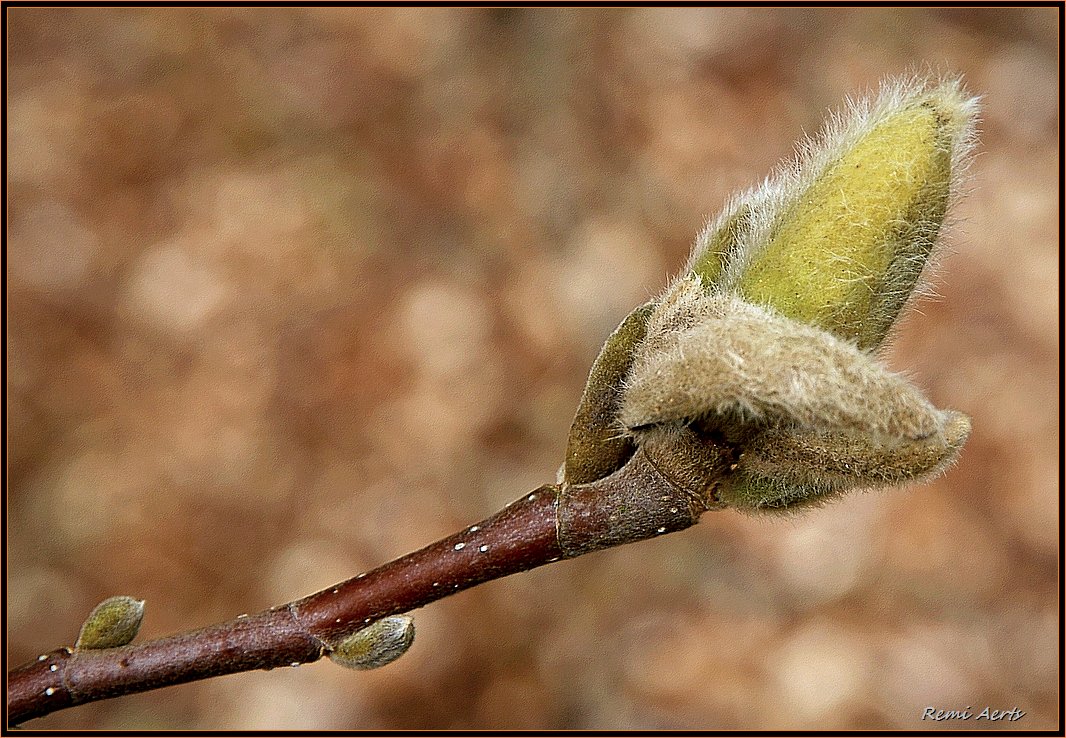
6,7,1059,730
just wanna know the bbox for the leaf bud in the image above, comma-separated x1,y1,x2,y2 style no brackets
75,595,145,650
328,615,415,670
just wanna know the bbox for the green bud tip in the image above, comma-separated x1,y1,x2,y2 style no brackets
690,75,979,350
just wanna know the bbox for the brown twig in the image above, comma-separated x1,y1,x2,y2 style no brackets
7,442,730,726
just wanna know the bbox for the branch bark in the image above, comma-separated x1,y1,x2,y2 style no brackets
7,441,731,726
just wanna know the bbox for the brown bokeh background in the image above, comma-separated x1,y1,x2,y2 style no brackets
6,7,1059,730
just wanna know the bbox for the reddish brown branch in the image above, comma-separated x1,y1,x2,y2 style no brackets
7,444,729,726
289,485,563,645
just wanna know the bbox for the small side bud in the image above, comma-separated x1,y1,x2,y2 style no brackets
75,595,145,650
328,615,415,671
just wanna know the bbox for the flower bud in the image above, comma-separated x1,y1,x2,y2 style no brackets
613,76,978,512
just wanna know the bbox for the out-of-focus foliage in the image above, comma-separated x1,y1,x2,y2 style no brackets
7,7,1058,730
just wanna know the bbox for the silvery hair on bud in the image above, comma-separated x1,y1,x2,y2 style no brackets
687,74,979,324
620,277,952,443
619,278,971,512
